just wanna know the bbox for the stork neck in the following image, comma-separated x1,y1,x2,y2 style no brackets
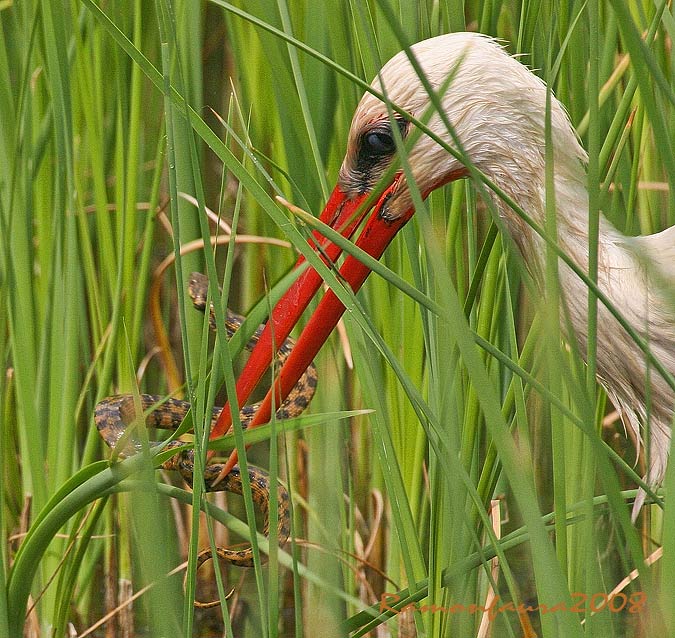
488,155,651,359
490,158,614,277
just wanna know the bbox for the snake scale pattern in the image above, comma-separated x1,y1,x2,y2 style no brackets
95,273,317,602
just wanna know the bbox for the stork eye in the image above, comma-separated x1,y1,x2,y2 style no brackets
363,131,396,155
353,118,408,181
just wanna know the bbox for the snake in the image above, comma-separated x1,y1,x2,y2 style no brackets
95,272,317,604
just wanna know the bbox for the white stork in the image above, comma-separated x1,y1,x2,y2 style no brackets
210,33,675,508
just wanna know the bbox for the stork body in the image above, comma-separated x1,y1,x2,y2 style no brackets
214,33,675,498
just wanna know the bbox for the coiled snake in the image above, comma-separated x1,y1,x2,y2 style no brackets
95,273,317,604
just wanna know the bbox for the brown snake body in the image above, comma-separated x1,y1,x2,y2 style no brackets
95,273,317,577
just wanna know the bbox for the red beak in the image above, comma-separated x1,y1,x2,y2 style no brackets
209,180,414,483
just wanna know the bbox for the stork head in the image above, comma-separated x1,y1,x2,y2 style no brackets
338,32,586,220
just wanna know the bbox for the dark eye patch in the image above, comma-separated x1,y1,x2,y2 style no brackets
356,117,408,173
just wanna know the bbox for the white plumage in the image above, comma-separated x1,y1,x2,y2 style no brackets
340,33,675,498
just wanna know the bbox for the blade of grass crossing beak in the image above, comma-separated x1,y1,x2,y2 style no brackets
207,186,369,445
212,187,413,484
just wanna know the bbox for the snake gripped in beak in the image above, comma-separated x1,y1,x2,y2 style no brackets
209,180,413,485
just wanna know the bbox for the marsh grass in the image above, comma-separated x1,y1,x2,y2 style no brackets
1,0,674,636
